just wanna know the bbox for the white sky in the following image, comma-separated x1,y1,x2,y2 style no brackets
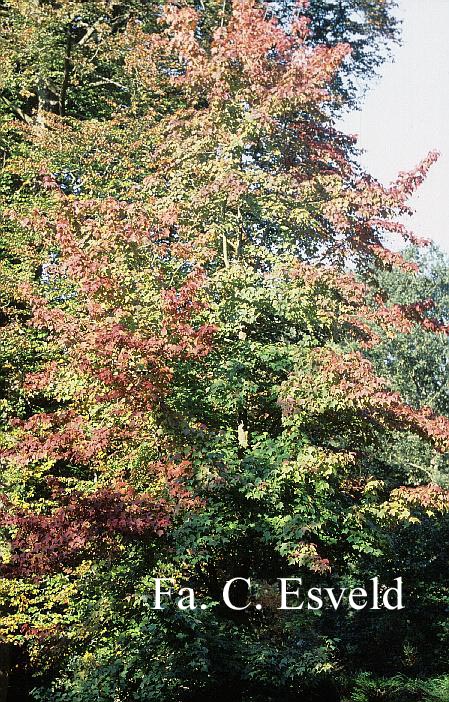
339,0,449,254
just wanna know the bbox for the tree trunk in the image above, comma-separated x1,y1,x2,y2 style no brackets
36,79,59,125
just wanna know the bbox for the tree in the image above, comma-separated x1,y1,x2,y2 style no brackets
368,245,449,487
0,2,448,702
372,245,449,416
0,0,398,124
270,0,400,106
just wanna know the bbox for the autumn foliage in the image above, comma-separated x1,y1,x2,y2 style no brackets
1,1,449,701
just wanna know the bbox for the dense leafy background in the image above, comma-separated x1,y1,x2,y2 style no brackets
0,2,448,702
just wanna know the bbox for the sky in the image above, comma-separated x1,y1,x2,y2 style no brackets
339,0,449,255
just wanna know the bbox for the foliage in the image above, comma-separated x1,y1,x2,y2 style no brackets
369,245,449,486
0,2,448,702
0,0,398,124
347,673,449,702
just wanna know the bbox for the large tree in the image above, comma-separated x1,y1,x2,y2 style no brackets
0,0,398,122
1,2,448,702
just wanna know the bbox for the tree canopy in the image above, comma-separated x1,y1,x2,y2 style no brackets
0,2,448,702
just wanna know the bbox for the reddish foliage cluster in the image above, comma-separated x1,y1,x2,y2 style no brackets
120,1,440,276
280,348,449,452
126,0,350,109
321,152,439,268
316,349,449,450
289,262,449,349
289,541,331,574
369,218,431,248
6,411,115,466
392,484,449,510
0,482,171,578
3,195,216,469
399,300,449,334
154,460,205,512
389,153,441,201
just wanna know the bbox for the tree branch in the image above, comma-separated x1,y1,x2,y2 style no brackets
90,78,129,92
77,23,99,47
0,94,33,124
